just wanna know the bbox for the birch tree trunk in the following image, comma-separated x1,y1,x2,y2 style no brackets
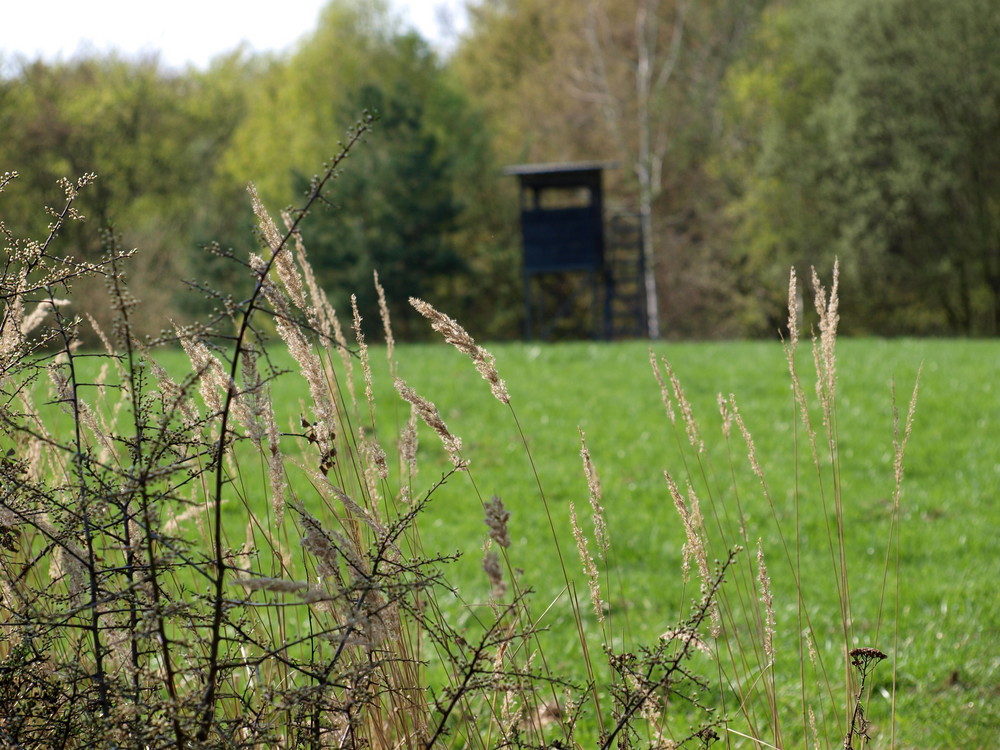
574,0,688,340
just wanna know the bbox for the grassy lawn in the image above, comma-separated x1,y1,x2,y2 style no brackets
21,335,999,747
243,334,995,746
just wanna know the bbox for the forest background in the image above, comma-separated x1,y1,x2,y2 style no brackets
2,0,998,341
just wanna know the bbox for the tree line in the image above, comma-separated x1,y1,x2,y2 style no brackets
2,0,997,339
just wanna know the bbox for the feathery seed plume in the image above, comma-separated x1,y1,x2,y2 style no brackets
483,549,506,598
717,393,733,439
483,495,511,548
570,501,603,623
374,270,395,368
811,261,840,414
730,395,768,493
248,254,338,464
275,209,308,310
649,348,676,423
410,297,509,404
579,429,608,557
394,377,463,467
399,404,419,477
787,267,800,350
756,539,775,662
248,182,285,257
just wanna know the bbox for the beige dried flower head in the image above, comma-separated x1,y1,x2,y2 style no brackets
373,270,395,367
570,501,603,623
352,294,379,429
717,392,733,439
579,429,608,557
811,261,840,412
410,297,509,404
787,266,801,350
659,628,711,656
730,394,768,493
399,403,419,477
248,182,284,259
393,377,463,467
666,357,703,453
649,348,676,423
22,299,70,337
650,352,702,451
276,209,308,310
756,539,775,662
666,470,709,587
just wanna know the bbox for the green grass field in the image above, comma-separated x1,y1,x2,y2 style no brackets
25,335,999,747
232,335,997,747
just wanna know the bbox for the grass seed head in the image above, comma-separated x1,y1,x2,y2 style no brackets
394,376,464,467
410,297,509,404
484,495,511,548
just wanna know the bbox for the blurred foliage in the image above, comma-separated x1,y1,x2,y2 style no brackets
721,0,1000,334
2,0,998,338
0,54,246,335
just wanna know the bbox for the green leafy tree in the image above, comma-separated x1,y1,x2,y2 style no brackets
220,0,510,338
723,0,1000,334
0,54,247,335
302,81,465,337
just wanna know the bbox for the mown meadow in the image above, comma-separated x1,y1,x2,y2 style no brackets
28,330,998,747
256,334,999,747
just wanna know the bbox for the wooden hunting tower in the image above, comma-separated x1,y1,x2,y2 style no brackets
504,162,646,339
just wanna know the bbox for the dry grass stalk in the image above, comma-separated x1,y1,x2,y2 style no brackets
716,392,734,439
579,429,608,558
393,376,464,467
275,208,309,311
46,361,116,460
483,547,507,598
665,469,709,589
653,353,703,453
399,403,419,476
811,260,841,424
289,223,331,338
373,270,395,368
756,539,775,663
728,394,769,494
250,253,339,470
783,268,822,469
248,182,284,259
570,501,603,623
649,347,676,423
409,297,509,404
352,296,388,488
330,301,356,411
483,495,511,548
178,331,230,417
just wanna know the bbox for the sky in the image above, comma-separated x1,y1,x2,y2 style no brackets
2,0,469,70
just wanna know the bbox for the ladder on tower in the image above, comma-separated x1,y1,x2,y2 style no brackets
604,212,647,339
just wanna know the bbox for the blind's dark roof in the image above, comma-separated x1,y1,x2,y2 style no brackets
502,161,619,176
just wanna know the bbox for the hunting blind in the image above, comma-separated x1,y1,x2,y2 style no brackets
504,162,646,339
